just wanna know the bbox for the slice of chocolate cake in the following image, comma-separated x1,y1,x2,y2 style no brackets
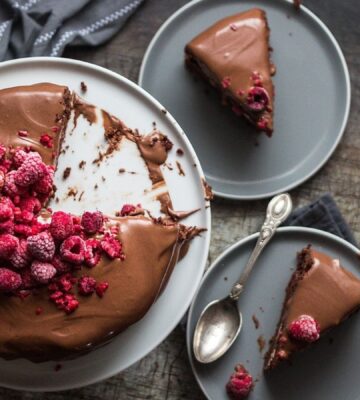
264,246,360,370
185,9,275,136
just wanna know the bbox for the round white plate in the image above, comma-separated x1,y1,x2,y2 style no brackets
0,57,211,391
187,227,360,400
139,0,351,200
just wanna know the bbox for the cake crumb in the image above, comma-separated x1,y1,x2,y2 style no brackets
63,167,71,180
293,0,300,9
79,160,86,169
176,161,185,176
252,314,260,330
119,168,125,173
94,184,98,190
101,176,106,182
152,121,157,129
202,178,214,201
176,148,184,156
67,187,78,197
80,81,87,93
54,363,62,372
161,108,167,115
224,276,228,281
257,335,266,352
78,191,85,201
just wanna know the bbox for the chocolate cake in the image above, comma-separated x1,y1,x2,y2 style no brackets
0,83,202,362
185,9,275,136
264,246,360,370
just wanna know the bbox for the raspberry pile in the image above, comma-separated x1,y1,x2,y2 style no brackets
226,364,253,399
0,146,123,314
288,314,320,343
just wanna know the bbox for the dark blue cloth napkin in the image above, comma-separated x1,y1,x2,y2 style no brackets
0,0,145,60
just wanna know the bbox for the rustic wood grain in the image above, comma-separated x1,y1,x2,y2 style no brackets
0,0,359,398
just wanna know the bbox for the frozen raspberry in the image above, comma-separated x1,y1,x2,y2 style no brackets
27,231,55,261
4,171,27,197
52,255,71,274
12,149,28,168
20,197,41,214
96,281,109,298
14,208,34,224
81,211,103,234
14,223,32,237
35,166,54,195
60,235,86,265
84,238,101,267
288,315,320,343
58,274,73,292
226,364,253,400
247,87,269,112
0,202,13,222
14,152,46,187
63,294,79,314
0,170,5,190
31,260,56,284
49,211,74,241
0,234,19,259
0,268,22,292
78,276,97,295
10,239,32,269
39,134,53,148
0,219,14,234
120,204,136,216
101,234,122,259
0,144,6,160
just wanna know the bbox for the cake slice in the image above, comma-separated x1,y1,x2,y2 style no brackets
264,246,360,370
185,9,275,136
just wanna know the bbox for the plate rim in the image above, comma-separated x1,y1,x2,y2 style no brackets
138,0,351,201
186,226,359,400
0,56,212,392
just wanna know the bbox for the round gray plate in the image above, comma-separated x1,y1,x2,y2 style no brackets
139,0,350,200
186,227,360,400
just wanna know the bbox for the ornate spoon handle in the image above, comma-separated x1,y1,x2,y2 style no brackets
229,193,293,301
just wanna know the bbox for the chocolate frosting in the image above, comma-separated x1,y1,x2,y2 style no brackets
0,216,196,362
265,247,360,369
185,9,274,133
0,83,70,164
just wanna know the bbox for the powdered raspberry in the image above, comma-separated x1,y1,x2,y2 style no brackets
12,149,28,168
78,276,97,295
20,197,41,214
60,235,85,265
0,202,13,221
84,238,101,267
226,364,253,399
81,211,103,234
35,166,54,195
49,211,74,241
101,234,122,259
14,152,46,187
27,231,55,261
4,170,27,197
31,260,56,284
52,255,71,274
10,239,32,269
39,134,53,148
0,234,19,259
288,315,320,343
0,267,22,292
120,204,136,216
96,281,109,297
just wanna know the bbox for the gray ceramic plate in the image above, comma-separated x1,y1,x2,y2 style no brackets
139,0,350,200
186,227,360,400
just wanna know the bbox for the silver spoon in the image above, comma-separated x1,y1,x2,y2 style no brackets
193,193,293,364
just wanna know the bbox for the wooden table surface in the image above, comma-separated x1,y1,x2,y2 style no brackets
0,0,359,398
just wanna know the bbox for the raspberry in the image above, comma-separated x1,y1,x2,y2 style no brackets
27,231,55,261
0,268,22,292
78,276,96,295
60,235,85,264
81,211,103,234
120,204,136,216
221,76,231,89
39,134,53,148
12,149,27,168
14,208,33,224
288,315,320,343
0,170,5,191
35,166,54,195
14,152,46,187
10,239,32,269
52,255,71,274
101,234,122,259
247,87,269,113
0,219,14,234
96,281,109,297
0,234,19,259
58,274,73,292
226,364,253,400
49,211,74,241
84,238,101,267
20,197,41,214
14,223,32,237
50,292,79,314
4,171,27,197
0,144,6,160
31,260,56,284
0,202,13,221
